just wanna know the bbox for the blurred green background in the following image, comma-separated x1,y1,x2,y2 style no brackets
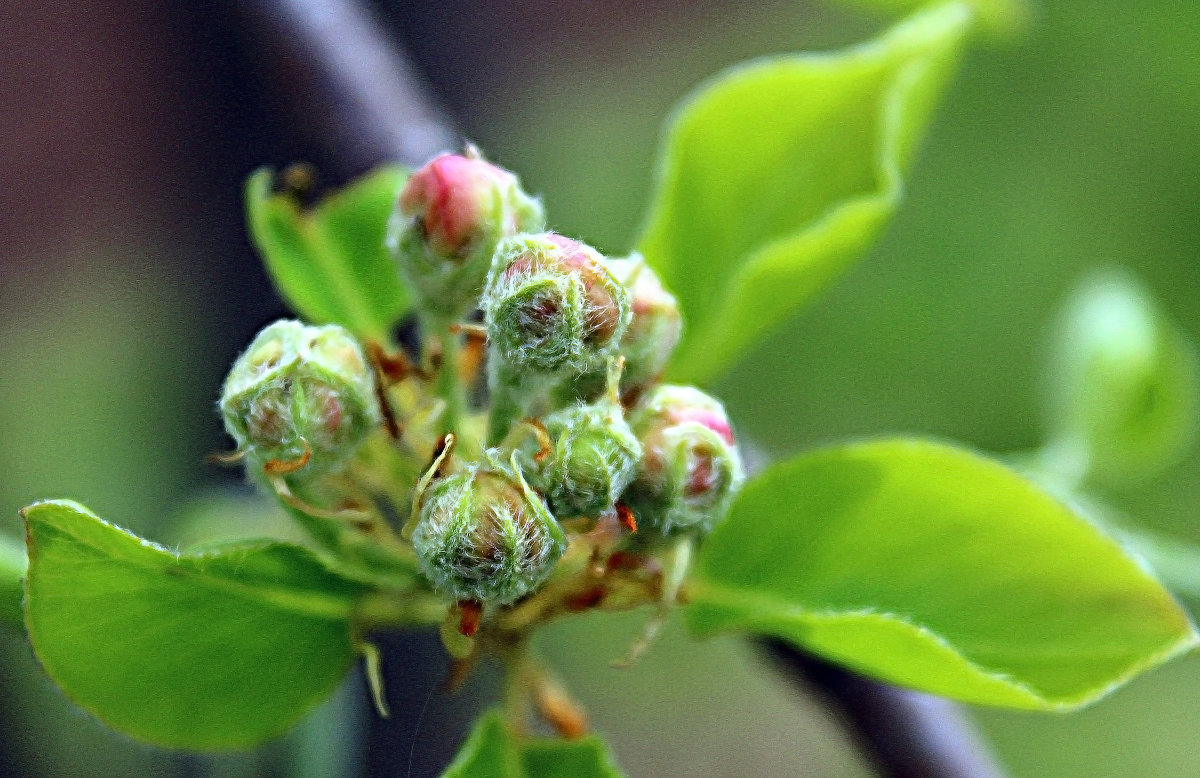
1,0,1198,775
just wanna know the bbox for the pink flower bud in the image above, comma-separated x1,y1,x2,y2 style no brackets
401,154,515,257
390,151,544,320
626,385,744,535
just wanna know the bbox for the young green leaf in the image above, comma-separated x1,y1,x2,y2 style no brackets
637,3,971,385
686,439,1199,709
245,165,410,341
1043,269,1199,486
0,532,26,629
22,499,368,749
445,711,625,778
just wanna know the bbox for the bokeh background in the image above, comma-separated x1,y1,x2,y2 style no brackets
1,0,1199,775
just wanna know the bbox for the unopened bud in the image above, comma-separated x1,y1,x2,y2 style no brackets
626,385,743,535
562,255,682,402
220,320,381,475
606,255,682,393
534,401,642,518
389,152,544,320
412,459,567,605
484,233,630,374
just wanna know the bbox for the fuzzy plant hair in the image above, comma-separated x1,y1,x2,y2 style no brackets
535,400,643,519
483,233,631,375
626,384,745,536
220,319,381,476
411,456,568,605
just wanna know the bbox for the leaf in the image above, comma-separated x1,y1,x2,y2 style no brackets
445,711,625,778
246,165,410,340
22,499,368,749
827,0,1030,38
1043,269,1199,486
636,3,971,385
0,532,26,629
521,737,624,778
686,439,1199,709
443,713,521,778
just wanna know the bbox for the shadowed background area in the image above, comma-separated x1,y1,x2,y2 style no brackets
1,0,1198,776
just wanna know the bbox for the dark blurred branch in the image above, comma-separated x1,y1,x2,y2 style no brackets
764,642,1008,778
240,1,1008,776
239,0,459,173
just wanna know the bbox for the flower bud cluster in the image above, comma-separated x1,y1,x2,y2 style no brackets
222,149,744,617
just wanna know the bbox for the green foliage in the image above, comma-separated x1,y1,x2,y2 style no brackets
22,500,366,749
1043,269,1199,486
445,711,625,778
245,165,410,341
12,3,1200,774
687,439,1198,708
637,2,970,384
827,0,1030,38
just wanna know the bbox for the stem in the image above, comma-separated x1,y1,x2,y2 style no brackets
431,322,465,438
487,359,525,446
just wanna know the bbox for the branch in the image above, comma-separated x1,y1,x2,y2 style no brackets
239,2,1008,776
763,641,1008,778
239,0,459,172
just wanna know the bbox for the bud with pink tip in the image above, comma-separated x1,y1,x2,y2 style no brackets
483,232,630,375
625,385,743,536
389,151,544,320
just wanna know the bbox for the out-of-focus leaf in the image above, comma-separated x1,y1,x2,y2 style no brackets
637,3,970,384
443,712,520,778
0,532,26,629
445,711,625,777
245,165,410,340
828,0,1030,38
521,737,624,778
687,439,1198,709
22,500,367,749
1044,269,1199,486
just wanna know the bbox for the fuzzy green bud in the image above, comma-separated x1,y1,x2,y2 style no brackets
412,459,567,605
389,152,544,320
626,385,743,535
534,401,642,518
484,233,631,375
220,320,381,475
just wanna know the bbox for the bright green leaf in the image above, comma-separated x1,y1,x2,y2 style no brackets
445,711,625,778
686,439,1199,709
1043,269,1199,486
22,499,368,749
637,3,971,385
246,165,410,340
